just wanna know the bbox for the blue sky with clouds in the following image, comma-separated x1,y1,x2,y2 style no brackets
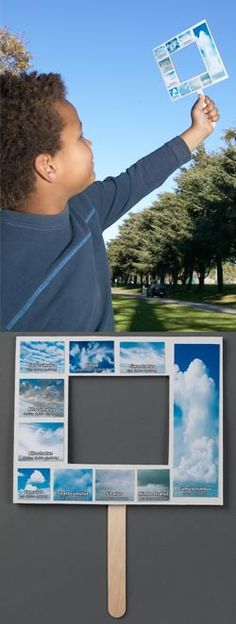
17,468,51,498
175,343,219,389
18,422,64,461
3,1,235,241
173,344,220,492
20,341,65,373
120,341,165,373
19,379,64,417
69,340,114,373
20,378,64,400
54,468,93,501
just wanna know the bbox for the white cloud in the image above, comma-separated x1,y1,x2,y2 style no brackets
96,470,135,499
69,343,80,358
28,470,46,484
20,341,64,371
70,342,113,371
25,483,37,491
173,358,218,483
55,469,92,491
195,31,224,76
18,424,64,459
120,343,165,373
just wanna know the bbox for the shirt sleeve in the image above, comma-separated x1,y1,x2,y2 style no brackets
82,135,191,232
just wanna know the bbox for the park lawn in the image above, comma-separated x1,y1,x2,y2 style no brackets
112,284,236,307
169,284,236,307
112,296,236,332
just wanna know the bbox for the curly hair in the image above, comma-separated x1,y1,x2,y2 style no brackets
0,71,68,210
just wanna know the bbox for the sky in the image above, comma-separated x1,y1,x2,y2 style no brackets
18,422,64,460
19,378,64,417
2,0,235,241
19,378,64,401
173,344,220,489
20,340,65,372
120,341,165,373
96,469,135,500
175,343,220,389
69,340,115,372
54,468,93,500
18,468,51,498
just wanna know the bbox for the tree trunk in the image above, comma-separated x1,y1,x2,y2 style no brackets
198,271,205,291
160,269,165,283
216,255,224,293
172,269,178,287
186,266,193,290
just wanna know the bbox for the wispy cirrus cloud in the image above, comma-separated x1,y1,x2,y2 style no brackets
120,342,165,374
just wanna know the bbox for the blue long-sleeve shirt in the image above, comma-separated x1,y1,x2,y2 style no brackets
0,136,191,332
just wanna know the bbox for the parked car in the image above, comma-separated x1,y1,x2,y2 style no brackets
146,283,169,298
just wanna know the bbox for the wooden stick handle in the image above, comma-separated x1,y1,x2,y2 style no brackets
107,505,126,618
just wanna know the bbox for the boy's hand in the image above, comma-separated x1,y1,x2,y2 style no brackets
180,94,220,152
191,94,219,136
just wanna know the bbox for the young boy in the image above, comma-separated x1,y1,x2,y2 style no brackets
0,71,219,332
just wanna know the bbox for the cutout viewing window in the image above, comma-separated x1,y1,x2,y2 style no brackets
69,376,169,465
13,336,223,506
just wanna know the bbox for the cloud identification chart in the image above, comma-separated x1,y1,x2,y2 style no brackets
153,19,228,100
13,336,223,507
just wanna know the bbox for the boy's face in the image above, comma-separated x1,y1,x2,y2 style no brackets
51,99,95,197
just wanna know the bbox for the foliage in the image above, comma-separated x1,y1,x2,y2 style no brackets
107,132,236,293
0,26,33,74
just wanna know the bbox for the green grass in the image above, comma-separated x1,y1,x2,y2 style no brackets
169,284,236,307
112,284,236,307
112,295,236,332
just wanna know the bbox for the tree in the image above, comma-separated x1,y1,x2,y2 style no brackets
107,132,236,293
0,26,33,74
175,140,236,292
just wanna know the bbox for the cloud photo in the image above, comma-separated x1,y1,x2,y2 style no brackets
18,422,64,462
19,379,64,417
95,469,135,501
163,71,180,88
153,44,168,61
17,468,51,500
137,469,170,501
169,86,180,99
20,341,65,373
69,340,114,373
158,57,174,75
173,344,220,497
166,38,180,54
189,76,202,92
120,341,165,374
54,468,93,501
178,30,194,47
193,22,227,81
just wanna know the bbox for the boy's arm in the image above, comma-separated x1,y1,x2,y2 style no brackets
84,95,219,232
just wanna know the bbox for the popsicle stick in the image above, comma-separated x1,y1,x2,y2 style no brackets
107,505,126,618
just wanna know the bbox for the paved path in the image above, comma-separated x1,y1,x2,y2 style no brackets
111,289,236,315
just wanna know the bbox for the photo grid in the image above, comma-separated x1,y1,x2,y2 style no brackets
13,336,223,506
153,19,228,100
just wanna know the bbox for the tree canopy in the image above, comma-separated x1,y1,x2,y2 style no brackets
0,26,33,74
107,134,236,292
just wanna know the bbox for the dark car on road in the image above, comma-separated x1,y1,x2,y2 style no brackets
146,283,170,298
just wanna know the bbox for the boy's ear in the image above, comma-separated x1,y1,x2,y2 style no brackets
34,154,57,182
